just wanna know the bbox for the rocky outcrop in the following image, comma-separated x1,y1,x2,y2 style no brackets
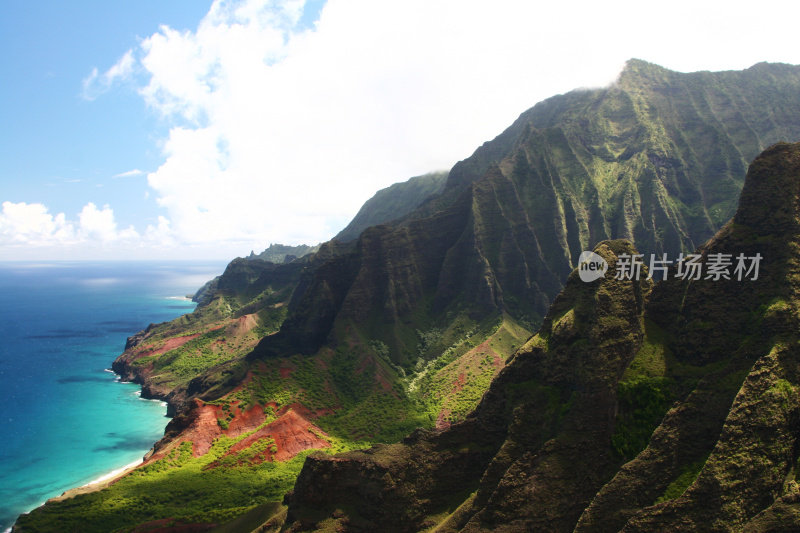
247,243,320,264
283,143,800,531
584,142,800,532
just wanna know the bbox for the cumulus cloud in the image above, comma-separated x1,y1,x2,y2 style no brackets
0,201,76,246
0,201,154,258
130,0,800,251
77,203,140,242
82,49,135,100
136,0,561,247
30,0,798,259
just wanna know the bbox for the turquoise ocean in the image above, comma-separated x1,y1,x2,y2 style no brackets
0,261,227,531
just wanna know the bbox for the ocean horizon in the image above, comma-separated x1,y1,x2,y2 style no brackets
0,260,228,531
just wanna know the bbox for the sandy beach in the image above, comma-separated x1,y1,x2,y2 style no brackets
47,460,143,503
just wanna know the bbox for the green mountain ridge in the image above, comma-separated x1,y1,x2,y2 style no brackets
252,59,800,366
13,61,800,532
246,244,321,264
334,171,449,242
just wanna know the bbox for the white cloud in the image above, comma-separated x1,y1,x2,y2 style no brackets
15,0,793,260
144,215,174,245
0,201,148,259
82,49,135,100
77,203,140,242
112,169,145,178
127,0,800,252
0,201,76,246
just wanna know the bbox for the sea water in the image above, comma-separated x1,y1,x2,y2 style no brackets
0,261,227,530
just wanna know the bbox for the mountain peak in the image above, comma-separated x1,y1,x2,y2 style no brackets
616,58,671,84
622,58,665,71
734,142,800,235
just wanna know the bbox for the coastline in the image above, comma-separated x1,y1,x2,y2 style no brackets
9,370,165,530
0,261,213,531
43,365,166,504
85,459,143,487
10,457,151,531
46,460,145,503
10,361,168,529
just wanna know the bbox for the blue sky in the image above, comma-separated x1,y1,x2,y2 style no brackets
1,2,210,230
2,0,800,260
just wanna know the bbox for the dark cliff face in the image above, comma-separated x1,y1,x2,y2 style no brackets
252,61,800,366
283,143,800,532
255,175,564,364
589,142,800,533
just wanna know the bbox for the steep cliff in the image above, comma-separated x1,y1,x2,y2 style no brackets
283,143,800,531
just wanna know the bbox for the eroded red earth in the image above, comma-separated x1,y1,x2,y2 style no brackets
136,334,201,359
211,408,331,466
149,398,331,467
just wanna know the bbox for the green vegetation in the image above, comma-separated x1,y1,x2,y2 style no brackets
15,436,314,532
128,302,284,394
655,455,709,504
505,379,572,426
611,376,672,460
216,436,278,467
621,319,669,381
612,322,676,460
409,315,530,424
244,349,434,445
254,305,288,336
318,389,433,443
149,329,229,383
